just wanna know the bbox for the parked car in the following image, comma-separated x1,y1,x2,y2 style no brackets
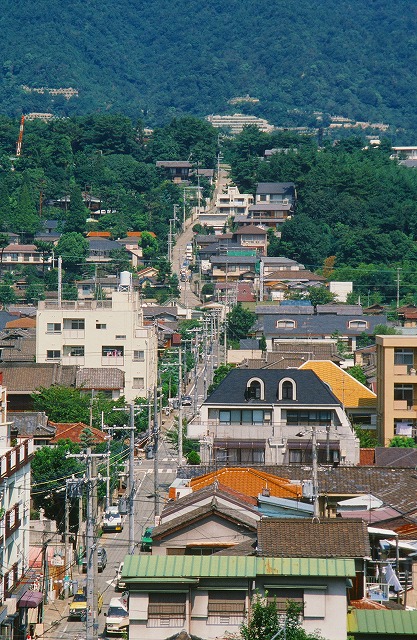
102,506,123,533
140,526,154,552
69,589,103,619
82,546,107,572
105,597,129,635
115,561,126,591
181,395,192,406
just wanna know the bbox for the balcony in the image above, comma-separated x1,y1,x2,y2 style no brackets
62,329,85,339
1,439,33,480
101,356,124,366
62,356,85,366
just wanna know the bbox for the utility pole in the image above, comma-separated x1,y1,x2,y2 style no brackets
178,346,183,466
397,267,401,308
110,403,139,554
259,258,264,302
312,426,319,518
64,486,70,597
153,385,160,518
67,449,108,640
58,255,62,307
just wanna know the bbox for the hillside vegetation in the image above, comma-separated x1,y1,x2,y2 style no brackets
1,0,417,136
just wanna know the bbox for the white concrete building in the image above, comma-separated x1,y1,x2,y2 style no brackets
36,281,158,402
0,376,33,633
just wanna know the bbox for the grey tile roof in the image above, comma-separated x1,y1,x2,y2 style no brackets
256,182,295,195
0,312,16,330
205,369,341,406
316,304,364,315
156,160,192,168
76,368,124,390
0,363,77,392
210,255,257,265
374,447,417,468
260,314,387,336
256,305,314,315
257,518,370,558
152,502,258,540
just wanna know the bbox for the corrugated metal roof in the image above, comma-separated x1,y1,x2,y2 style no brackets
347,609,417,634
122,556,355,580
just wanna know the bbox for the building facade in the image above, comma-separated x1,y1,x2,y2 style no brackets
188,369,359,466
376,334,417,445
0,377,33,640
36,286,158,402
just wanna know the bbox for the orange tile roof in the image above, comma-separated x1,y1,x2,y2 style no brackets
127,231,156,238
299,360,377,408
350,599,387,610
86,231,111,237
49,422,107,444
190,467,302,499
5,317,36,328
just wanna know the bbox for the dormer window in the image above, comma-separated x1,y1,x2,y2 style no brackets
246,378,264,400
276,319,296,329
278,378,296,401
348,319,368,329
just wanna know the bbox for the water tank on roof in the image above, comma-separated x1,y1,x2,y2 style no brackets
119,271,132,291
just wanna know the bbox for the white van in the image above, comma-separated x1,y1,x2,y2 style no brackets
102,506,123,533
105,597,129,635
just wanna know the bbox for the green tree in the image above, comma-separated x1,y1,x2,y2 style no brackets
0,284,16,306
64,182,88,233
389,436,417,448
354,426,379,448
0,233,9,273
308,286,336,307
56,232,89,274
241,593,324,640
34,240,54,274
347,365,367,386
32,385,91,423
31,441,83,522
227,303,256,341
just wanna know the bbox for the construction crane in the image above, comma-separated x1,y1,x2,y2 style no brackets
16,115,25,157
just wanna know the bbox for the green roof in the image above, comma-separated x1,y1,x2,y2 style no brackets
122,556,355,581
348,610,417,635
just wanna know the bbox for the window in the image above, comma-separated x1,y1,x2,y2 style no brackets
46,350,60,360
63,345,85,356
282,380,294,400
208,591,246,625
23,254,30,262
348,320,368,329
276,319,296,329
213,408,268,425
394,384,414,405
46,322,61,333
133,377,144,389
115,335,126,340
133,350,145,361
96,323,106,329
247,379,262,400
286,410,332,425
102,346,124,357
267,589,303,614
10,253,18,261
63,318,85,330
394,349,414,366
215,447,265,464
148,593,185,628
288,446,340,465
278,378,296,401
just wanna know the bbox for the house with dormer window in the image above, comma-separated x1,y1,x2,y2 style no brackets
187,369,359,466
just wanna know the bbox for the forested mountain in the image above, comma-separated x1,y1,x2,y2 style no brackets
1,0,417,137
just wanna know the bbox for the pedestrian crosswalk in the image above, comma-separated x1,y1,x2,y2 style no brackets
145,468,174,474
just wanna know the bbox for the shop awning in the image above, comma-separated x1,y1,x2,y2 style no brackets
19,591,43,608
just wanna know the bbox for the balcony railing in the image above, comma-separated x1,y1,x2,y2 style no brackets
187,420,337,441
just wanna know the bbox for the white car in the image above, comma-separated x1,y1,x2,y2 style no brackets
102,506,123,533
115,561,125,591
105,597,129,635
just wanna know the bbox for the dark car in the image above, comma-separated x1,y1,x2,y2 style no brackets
82,546,107,572
181,395,192,406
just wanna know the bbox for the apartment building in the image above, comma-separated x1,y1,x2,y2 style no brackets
36,280,158,402
0,377,33,636
376,335,417,445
